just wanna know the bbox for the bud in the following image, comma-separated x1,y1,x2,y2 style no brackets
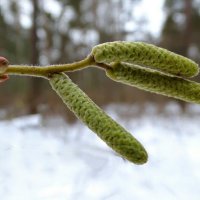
0,56,9,74
0,74,9,83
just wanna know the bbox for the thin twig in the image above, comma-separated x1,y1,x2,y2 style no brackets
6,55,97,78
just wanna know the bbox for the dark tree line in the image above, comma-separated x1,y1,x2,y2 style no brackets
0,0,200,118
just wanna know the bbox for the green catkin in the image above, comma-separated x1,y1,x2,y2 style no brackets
92,41,199,78
106,62,200,104
49,73,148,164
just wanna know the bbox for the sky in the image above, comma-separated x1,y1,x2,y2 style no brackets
134,0,165,36
0,0,165,37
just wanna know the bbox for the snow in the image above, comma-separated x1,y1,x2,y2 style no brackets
0,103,200,200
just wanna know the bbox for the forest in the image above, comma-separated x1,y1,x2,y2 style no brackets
0,0,199,120
1,1,200,199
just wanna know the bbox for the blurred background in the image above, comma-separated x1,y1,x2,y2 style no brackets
0,0,200,200
1,0,200,119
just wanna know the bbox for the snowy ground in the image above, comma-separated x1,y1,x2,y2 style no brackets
0,103,200,200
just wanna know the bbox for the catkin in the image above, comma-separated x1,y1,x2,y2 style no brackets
49,73,148,164
92,41,199,78
106,63,200,104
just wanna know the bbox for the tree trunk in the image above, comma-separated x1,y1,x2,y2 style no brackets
182,0,192,56
27,0,41,114
179,0,192,111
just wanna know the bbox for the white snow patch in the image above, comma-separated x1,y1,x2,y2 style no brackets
0,103,200,200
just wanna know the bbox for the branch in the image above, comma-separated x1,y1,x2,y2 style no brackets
6,55,97,78
1,41,200,165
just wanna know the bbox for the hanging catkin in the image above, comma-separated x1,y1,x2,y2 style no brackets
49,73,148,164
92,41,199,78
106,62,200,104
